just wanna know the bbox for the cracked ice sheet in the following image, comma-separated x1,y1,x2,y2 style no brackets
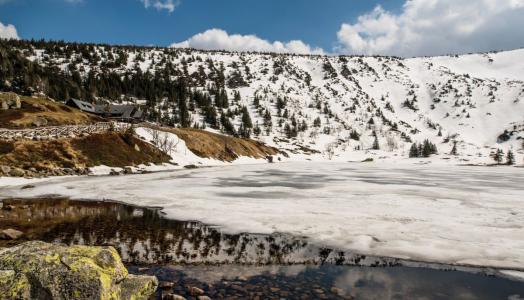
1,162,523,269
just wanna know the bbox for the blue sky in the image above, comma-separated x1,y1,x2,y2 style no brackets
0,0,400,47
1,0,524,57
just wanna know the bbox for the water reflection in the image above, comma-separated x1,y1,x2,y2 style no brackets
130,264,524,300
2,198,524,299
0,198,398,266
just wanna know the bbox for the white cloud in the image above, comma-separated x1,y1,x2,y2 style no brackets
336,0,524,57
171,28,325,55
0,21,19,40
140,0,178,13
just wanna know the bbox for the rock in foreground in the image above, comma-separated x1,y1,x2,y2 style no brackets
0,241,157,300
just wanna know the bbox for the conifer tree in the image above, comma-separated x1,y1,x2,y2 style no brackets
506,150,515,165
409,143,419,158
493,149,504,164
263,109,272,128
241,106,253,129
284,123,292,138
220,113,236,136
253,122,262,136
349,130,360,141
313,117,321,127
372,132,380,150
204,106,218,129
238,124,251,138
450,141,458,156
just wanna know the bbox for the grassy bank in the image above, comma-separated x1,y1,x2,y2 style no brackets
0,132,170,172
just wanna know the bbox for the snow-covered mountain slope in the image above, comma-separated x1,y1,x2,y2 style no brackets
16,43,524,164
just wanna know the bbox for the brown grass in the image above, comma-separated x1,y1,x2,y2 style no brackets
156,127,279,162
0,133,170,171
0,140,14,155
71,133,170,167
0,94,103,128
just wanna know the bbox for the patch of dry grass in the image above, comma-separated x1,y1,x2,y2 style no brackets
72,132,170,167
162,127,279,162
0,133,170,171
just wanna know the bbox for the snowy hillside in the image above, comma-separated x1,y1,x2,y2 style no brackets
10,41,524,164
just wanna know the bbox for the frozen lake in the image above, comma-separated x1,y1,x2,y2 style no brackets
1,162,523,270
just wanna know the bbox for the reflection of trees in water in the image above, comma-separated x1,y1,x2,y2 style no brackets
2,198,400,266
42,206,319,265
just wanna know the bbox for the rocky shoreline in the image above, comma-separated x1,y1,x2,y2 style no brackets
0,165,160,178
0,165,91,178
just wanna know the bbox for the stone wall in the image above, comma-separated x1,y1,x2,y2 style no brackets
0,122,131,141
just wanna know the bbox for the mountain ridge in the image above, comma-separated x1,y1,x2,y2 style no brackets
1,39,523,164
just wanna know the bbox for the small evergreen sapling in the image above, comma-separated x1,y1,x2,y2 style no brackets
409,143,419,158
372,132,380,150
506,150,515,165
450,141,458,156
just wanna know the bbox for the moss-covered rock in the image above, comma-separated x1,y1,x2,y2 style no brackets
0,241,158,300
120,274,158,300
0,270,31,299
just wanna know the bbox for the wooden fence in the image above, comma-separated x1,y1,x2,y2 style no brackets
0,122,131,140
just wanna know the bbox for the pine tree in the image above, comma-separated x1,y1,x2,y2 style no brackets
284,123,292,138
178,96,190,128
263,109,272,128
450,141,458,156
372,132,380,150
253,122,262,136
276,97,286,115
422,140,433,157
409,140,437,158
409,143,419,158
241,106,253,129
253,94,260,107
349,130,360,141
506,150,515,165
238,124,251,139
493,149,504,164
204,106,218,129
234,91,241,102
220,113,236,136
313,117,321,127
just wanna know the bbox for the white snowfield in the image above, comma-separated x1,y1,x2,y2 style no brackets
24,45,524,164
1,162,523,270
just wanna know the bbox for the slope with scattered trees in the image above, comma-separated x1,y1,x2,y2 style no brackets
1,39,523,164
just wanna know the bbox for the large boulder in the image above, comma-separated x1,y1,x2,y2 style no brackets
8,168,25,177
0,228,24,240
0,270,31,299
0,92,21,110
31,116,48,127
0,165,11,175
0,241,158,300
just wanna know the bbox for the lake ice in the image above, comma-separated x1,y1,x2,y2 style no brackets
1,162,523,270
